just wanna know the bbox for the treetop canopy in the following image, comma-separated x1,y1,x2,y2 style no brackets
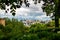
0,0,55,16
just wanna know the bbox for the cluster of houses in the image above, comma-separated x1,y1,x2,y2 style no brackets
22,19,51,26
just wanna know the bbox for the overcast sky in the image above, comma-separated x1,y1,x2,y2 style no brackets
0,0,51,21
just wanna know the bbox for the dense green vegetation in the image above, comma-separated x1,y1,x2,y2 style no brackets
0,0,60,40
0,18,60,40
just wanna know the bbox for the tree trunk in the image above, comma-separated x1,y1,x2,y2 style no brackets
53,13,59,33
55,15,59,27
54,0,59,33
55,0,59,27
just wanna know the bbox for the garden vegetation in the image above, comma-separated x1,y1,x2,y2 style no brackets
0,18,60,40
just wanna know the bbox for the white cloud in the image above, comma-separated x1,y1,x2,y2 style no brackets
0,0,51,21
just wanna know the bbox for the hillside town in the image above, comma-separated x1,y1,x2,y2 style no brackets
0,18,51,27
22,19,51,26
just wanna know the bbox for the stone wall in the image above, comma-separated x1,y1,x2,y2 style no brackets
0,18,5,26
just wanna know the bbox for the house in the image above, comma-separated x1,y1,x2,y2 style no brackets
0,18,5,26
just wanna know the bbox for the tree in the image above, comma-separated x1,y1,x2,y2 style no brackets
33,0,60,32
33,0,59,27
0,0,60,28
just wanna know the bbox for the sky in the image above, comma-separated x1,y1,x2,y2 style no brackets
0,0,51,21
